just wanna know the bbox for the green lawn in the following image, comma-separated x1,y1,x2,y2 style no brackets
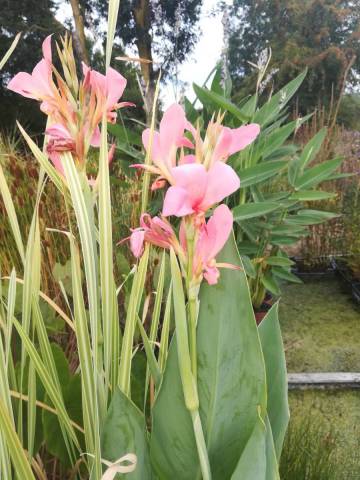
280,276,360,372
279,276,360,478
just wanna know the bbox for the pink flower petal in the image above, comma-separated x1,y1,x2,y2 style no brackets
90,126,101,147
48,151,65,177
142,129,162,165
7,72,37,99
228,124,260,156
171,163,208,208
130,229,145,258
159,104,187,161
201,162,240,210
42,35,52,64
106,67,127,107
179,154,196,165
212,127,233,162
162,186,194,217
203,265,220,285
200,204,233,262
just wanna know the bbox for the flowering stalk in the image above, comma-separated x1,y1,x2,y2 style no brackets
128,103,260,477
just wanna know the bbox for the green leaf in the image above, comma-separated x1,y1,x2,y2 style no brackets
289,190,336,201
294,157,342,189
0,164,25,263
295,209,339,224
150,338,199,479
297,127,327,171
233,202,280,221
259,304,289,460
108,122,142,146
239,161,286,188
266,257,294,267
193,83,250,122
272,267,302,284
261,121,298,159
0,32,21,70
253,69,307,126
197,235,266,479
241,255,256,278
231,415,267,480
261,272,281,296
43,374,83,467
102,388,151,479
0,399,35,480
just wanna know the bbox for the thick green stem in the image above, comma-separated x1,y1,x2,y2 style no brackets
188,296,198,379
191,410,212,480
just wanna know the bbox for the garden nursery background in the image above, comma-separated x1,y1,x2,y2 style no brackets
0,0,360,479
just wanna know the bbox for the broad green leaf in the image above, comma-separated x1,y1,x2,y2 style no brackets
238,161,286,188
43,372,83,467
233,202,280,221
295,209,339,224
150,337,199,479
266,257,294,267
108,122,142,146
270,236,300,246
297,127,327,171
261,272,281,296
259,304,289,460
289,190,335,201
253,69,307,126
241,255,256,278
193,83,250,122
272,267,302,284
102,388,151,479
261,121,297,159
294,157,342,189
231,415,267,480
197,235,266,479
270,223,305,235
264,416,281,480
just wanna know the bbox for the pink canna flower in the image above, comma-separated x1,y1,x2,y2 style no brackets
193,204,234,284
46,124,76,175
88,67,134,123
141,104,193,176
129,214,183,259
162,162,240,217
7,35,55,114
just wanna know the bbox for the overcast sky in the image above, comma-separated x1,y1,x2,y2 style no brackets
162,0,232,107
56,0,231,108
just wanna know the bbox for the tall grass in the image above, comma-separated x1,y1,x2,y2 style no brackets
280,414,360,480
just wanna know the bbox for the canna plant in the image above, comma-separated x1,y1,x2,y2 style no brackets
1,4,288,480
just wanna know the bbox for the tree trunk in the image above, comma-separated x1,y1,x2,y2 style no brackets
69,0,90,65
133,0,156,123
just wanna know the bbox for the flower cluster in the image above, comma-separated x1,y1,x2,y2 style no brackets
8,34,260,287
8,35,132,176
130,104,260,285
